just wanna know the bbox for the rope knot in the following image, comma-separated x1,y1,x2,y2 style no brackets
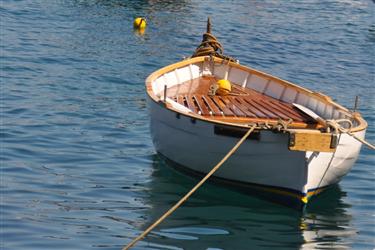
273,119,293,132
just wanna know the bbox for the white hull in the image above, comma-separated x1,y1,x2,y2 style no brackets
148,97,365,204
145,56,367,205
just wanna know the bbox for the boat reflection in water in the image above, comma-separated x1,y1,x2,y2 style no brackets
300,189,356,249
135,155,357,249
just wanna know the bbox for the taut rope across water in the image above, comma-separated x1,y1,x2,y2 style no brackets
123,124,257,250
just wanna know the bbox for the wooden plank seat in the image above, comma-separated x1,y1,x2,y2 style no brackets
168,76,316,124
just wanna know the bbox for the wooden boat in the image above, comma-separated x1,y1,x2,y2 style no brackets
145,21,368,207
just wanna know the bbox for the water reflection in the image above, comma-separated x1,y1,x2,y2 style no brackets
301,187,355,249
136,155,356,249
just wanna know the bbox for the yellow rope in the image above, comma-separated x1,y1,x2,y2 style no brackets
123,124,257,250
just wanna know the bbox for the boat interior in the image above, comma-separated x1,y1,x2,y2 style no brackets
167,76,316,126
146,56,360,130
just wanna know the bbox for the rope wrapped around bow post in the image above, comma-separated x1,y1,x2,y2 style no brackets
192,17,237,62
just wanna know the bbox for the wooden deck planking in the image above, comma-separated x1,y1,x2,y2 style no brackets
184,95,198,113
238,98,268,118
269,100,315,122
202,95,223,116
220,96,247,117
167,76,315,123
192,95,211,116
258,99,299,121
176,95,185,106
228,96,257,118
212,96,236,116
243,98,280,119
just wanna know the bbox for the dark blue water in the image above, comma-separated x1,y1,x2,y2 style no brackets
1,0,374,249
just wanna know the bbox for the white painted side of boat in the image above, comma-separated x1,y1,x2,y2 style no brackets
305,129,365,192
149,98,308,193
149,97,365,196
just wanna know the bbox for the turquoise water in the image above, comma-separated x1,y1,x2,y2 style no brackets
1,0,374,249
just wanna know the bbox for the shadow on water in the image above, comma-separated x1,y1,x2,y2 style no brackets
133,155,357,249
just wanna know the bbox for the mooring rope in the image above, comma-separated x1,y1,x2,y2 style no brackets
123,124,257,250
347,131,375,150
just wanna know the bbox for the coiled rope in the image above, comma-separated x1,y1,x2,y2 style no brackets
123,124,257,250
192,17,237,62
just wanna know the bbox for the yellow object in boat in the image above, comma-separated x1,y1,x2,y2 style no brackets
216,79,231,95
133,17,147,29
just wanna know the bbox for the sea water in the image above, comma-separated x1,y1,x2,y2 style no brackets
1,0,374,249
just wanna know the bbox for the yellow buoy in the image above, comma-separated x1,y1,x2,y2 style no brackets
301,196,308,204
133,17,147,30
216,79,231,95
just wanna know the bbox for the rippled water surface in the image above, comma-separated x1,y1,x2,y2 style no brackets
1,0,374,249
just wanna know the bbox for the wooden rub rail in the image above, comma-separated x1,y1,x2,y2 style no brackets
171,94,315,123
